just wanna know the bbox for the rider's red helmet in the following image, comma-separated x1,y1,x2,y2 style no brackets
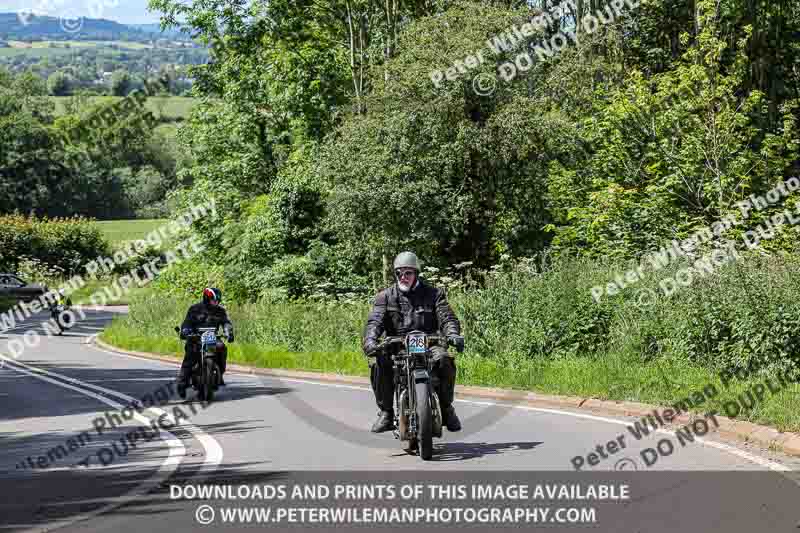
202,287,221,305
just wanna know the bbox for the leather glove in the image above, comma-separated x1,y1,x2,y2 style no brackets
227,332,234,343
364,340,379,357
180,327,191,340
448,335,465,353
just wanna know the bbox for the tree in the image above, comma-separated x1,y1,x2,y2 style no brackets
110,69,132,96
47,71,71,96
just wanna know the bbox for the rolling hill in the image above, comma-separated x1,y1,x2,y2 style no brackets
0,12,186,42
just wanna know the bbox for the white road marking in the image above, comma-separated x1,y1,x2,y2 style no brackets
91,341,792,473
0,353,186,533
459,398,792,472
3,349,223,471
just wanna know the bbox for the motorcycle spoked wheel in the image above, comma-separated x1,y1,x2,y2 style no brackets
398,389,417,454
199,357,217,402
415,381,434,460
196,365,207,401
431,390,443,438
56,311,75,334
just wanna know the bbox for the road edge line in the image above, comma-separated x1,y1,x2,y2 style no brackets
91,334,800,462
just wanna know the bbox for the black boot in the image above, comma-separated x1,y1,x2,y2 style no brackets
371,410,395,433
442,406,461,432
176,369,189,399
219,374,226,386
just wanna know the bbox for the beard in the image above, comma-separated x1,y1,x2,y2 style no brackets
397,277,417,293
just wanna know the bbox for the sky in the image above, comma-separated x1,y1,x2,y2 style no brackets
0,0,162,24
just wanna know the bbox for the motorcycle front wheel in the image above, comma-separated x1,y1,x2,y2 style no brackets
202,357,216,402
415,381,433,460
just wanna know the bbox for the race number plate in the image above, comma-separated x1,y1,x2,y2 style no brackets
407,333,426,354
201,331,217,344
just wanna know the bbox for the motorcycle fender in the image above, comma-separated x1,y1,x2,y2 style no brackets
413,369,429,383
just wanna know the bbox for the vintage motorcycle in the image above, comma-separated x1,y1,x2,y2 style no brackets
51,304,74,335
174,325,226,402
374,330,456,461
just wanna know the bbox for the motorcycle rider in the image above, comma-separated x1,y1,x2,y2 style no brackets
176,287,234,398
49,289,72,326
362,251,465,433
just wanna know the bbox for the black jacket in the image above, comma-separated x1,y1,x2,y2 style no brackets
180,302,233,335
362,279,460,354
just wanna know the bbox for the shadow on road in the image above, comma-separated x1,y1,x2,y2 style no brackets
0,359,294,423
0,461,286,530
429,441,544,462
0,418,271,476
1,308,118,339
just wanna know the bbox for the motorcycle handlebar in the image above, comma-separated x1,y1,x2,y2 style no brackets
175,326,228,340
369,333,455,357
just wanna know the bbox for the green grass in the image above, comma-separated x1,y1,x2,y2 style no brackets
51,96,196,120
93,219,169,246
69,278,153,306
0,297,14,314
100,284,800,434
101,318,800,433
101,328,370,378
145,96,195,120
0,46,76,57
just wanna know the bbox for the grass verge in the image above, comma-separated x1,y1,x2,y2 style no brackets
100,308,800,434
68,278,154,305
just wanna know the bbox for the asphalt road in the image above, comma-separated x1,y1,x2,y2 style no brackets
2,307,800,533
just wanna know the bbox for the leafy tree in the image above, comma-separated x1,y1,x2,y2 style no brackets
139,0,800,298
47,71,71,96
110,69,133,96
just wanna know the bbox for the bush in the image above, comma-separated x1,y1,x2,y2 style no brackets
0,296,14,312
144,238,800,380
0,215,110,277
151,259,227,300
111,245,165,278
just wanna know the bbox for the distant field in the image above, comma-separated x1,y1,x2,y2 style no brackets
7,40,161,49
94,219,169,245
0,40,186,57
0,46,75,57
52,96,196,120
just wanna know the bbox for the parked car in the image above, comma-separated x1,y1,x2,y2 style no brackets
0,274,48,303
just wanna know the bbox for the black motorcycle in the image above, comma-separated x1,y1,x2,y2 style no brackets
51,304,74,335
174,325,226,402
375,330,456,461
